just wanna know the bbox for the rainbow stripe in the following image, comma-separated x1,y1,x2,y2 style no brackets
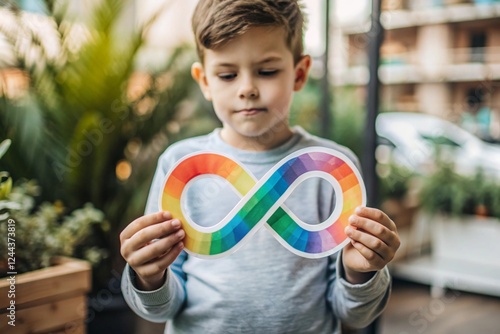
160,147,366,259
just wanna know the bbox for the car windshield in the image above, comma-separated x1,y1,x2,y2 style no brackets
420,134,461,148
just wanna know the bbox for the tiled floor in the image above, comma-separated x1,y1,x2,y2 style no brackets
379,279,500,334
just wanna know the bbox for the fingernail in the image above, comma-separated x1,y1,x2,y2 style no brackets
355,206,362,214
348,215,356,223
163,211,171,219
178,242,184,249
176,229,185,238
345,226,352,234
171,219,180,228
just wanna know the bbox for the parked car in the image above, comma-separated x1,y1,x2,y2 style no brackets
375,112,500,178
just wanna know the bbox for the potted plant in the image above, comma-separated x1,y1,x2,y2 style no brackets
0,139,108,333
419,162,500,267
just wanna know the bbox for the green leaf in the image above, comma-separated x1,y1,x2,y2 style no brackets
0,139,11,160
0,176,12,199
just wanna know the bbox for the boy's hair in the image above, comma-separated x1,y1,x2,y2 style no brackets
192,0,305,64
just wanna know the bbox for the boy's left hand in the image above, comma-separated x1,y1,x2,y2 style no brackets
342,206,400,284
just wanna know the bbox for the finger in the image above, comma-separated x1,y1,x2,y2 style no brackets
121,219,181,260
129,218,181,250
136,241,185,279
349,239,386,269
348,214,399,247
120,211,173,241
345,225,392,260
127,229,185,267
354,207,397,232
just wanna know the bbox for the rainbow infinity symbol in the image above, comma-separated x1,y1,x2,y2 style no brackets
159,147,366,259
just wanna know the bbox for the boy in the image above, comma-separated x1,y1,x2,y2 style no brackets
120,0,400,333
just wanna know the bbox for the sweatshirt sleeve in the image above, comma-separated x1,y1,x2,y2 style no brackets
121,251,188,323
326,251,391,329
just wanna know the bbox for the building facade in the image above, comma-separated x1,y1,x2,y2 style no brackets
335,0,500,142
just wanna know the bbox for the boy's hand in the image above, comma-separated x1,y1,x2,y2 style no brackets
120,211,185,291
342,206,400,284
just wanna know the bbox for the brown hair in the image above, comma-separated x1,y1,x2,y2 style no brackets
192,0,305,64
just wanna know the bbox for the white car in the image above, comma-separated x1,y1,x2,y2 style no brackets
375,112,500,178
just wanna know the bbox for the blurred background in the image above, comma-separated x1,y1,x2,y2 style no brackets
0,0,499,333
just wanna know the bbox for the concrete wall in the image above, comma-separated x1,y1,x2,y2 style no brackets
416,24,451,80
416,83,453,118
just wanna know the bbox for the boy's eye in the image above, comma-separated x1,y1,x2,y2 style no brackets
259,69,279,76
218,73,237,81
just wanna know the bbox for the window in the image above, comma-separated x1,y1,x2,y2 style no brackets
469,32,486,63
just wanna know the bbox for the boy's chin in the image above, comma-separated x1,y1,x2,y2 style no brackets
232,127,293,148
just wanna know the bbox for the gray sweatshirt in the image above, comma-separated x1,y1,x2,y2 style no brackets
122,127,391,334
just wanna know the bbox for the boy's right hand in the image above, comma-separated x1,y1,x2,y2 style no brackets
120,211,185,291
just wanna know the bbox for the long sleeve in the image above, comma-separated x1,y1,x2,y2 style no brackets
327,252,391,329
121,251,188,323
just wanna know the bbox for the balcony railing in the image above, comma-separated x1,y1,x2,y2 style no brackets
382,0,500,13
340,46,500,85
341,0,500,34
450,47,500,64
360,46,500,67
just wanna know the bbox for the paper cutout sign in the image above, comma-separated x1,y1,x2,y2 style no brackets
159,146,366,259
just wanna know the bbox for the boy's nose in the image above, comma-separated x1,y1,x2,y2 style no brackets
238,79,259,99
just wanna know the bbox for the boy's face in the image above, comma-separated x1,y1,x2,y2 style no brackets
192,26,311,151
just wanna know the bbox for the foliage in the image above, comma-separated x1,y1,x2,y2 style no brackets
0,179,108,276
290,80,365,159
0,139,108,276
419,162,500,219
376,145,500,220
0,139,12,200
330,86,365,159
0,1,216,286
289,77,322,134
378,162,416,201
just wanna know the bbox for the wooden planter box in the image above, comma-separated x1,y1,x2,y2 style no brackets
0,257,91,334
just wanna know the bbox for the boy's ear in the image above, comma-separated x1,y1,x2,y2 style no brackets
293,55,312,91
191,62,212,101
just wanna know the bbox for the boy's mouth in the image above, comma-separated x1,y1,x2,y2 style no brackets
237,108,267,116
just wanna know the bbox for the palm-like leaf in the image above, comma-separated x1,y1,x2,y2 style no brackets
0,0,217,282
